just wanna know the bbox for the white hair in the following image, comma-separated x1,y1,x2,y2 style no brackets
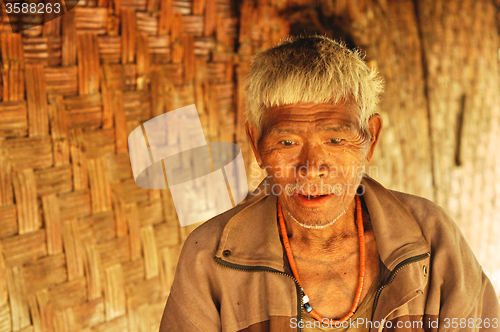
245,34,384,138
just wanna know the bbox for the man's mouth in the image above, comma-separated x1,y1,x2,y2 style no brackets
293,192,334,207
295,193,331,200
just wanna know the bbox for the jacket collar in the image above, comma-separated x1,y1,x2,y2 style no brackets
215,175,430,272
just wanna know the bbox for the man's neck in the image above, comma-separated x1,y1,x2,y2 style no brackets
282,198,359,257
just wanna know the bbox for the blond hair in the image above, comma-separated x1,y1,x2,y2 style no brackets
245,34,384,138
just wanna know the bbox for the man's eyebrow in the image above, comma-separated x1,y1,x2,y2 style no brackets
268,124,353,135
268,128,303,135
320,124,353,132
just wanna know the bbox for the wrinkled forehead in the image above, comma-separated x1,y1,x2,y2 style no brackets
261,102,360,134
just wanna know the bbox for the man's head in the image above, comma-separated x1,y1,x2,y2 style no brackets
245,34,384,141
245,35,384,228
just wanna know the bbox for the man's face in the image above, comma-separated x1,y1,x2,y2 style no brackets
246,102,382,227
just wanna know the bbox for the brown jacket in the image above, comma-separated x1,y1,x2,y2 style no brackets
159,176,500,331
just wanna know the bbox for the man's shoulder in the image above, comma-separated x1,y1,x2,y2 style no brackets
382,190,499,317
386,188,466,248
388,189,449,221
179,192,264,256
363,175,451,228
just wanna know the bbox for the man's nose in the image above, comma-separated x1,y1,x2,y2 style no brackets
297,143,328,178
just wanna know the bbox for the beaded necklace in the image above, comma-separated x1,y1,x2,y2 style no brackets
277,195,366,326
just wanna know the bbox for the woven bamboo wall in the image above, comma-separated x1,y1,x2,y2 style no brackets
0,0,289,330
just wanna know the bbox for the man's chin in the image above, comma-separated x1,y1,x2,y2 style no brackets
284,194,348,220
287,209,347,229
292,193,339,209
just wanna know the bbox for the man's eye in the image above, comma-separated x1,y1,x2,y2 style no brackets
328,138,342,144
279,140,294,146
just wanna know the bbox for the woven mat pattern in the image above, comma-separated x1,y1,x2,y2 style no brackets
0,0,290,331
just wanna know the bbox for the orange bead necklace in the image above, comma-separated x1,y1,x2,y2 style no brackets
277,195,366,326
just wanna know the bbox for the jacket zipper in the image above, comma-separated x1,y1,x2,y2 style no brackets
214,257,304,332
371,252,430,317
216,251,430,332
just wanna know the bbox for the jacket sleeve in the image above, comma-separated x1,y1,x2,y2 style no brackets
425,205,500,331
459,272,500,331
159,294,208,332
158,232,222,332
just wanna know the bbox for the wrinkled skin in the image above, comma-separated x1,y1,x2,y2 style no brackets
246,101,382,234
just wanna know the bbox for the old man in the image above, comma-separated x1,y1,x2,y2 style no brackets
159,35,500,331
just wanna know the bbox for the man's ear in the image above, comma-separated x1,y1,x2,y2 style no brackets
245,122,263,168
365,114,383,163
